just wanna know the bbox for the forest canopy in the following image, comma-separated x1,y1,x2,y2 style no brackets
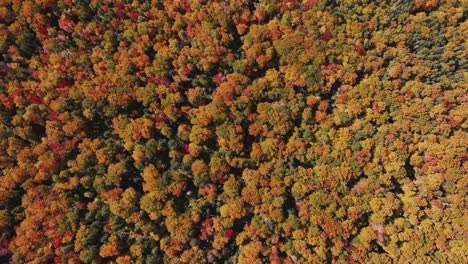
0,0,467,263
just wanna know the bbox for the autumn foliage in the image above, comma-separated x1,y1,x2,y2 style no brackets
0,0,466,263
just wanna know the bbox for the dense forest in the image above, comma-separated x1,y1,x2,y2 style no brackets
0,0,466,263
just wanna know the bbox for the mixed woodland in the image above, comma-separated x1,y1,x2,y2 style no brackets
0,0,467,263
